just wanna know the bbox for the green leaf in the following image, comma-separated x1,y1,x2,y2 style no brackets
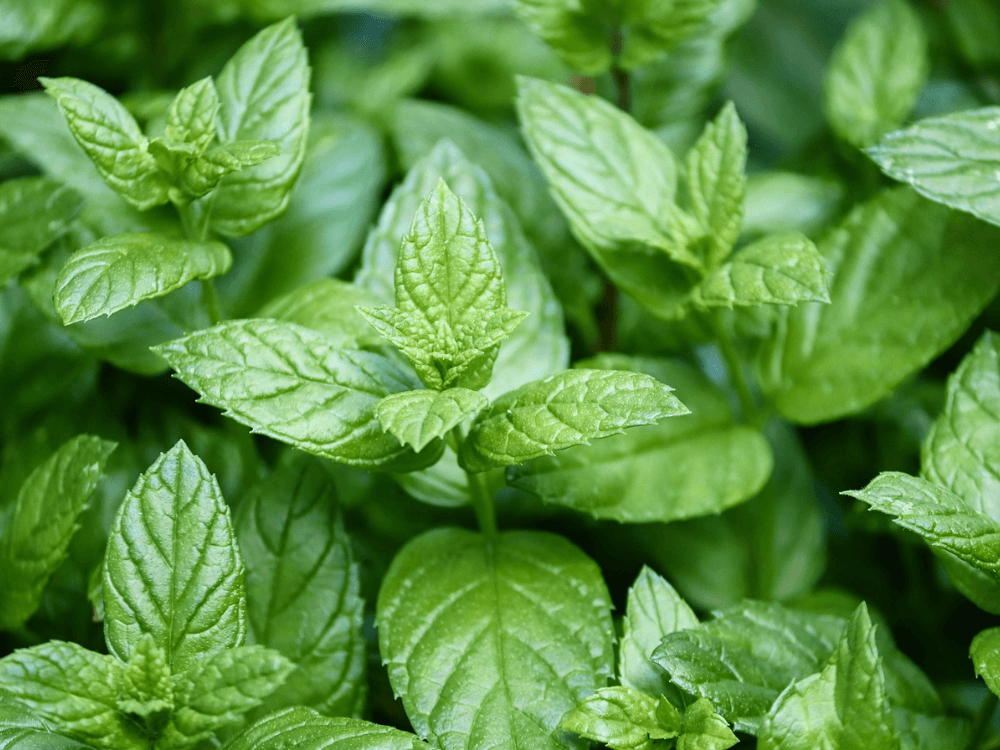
0,0,102,61
0,703,90,750
461,368,689,473
359,179,528,391
257,279,384,349
224,707,428,750
823,0,929,147
165,77,219,155
971,627,1000,697
619,566,699,700
235,455,367,717
685,102,747,266
53,233,232,324
693,232,829,308
757,188,1000,425
209,18,311,236
561,687,680,750
103,441,245,674
376,528,614,750
742,172,844,240
39,77,170,210
677,699,738,750
758,604,899,750
0,641,141,749
0,435,115,631
117,634,172,718
516,76,703,319
512,1,609,74
154,319,433,470
0,177,84,285
866,108,1000,228
181,140,281,199
160,645,293,749
507,357,771,522
377,388,489,452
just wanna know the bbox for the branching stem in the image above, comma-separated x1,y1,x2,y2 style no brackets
177,199,222,325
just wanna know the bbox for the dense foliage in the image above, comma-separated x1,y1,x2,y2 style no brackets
2,0,1000,748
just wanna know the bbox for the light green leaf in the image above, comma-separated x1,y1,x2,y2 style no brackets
619,566,699,700
154,319,433,470
0,641,141,749
53,233,232,324
209,18,311,236
0,177,84,285
693,232,829,308
866,108,1000,228
0,435,115,631
378,388,489,452
892,709,970,750
512,0,609,74
0,703,90,750
507,357,771,522
103,441,245,674
235,455,367,717
824,0,929,147
971,627,1000,697
160,645,293,748
117,634,172,718
39,77,170,210
517,76,703,319
561,687,679,750
677,699,738,750
0,0,102,61
758,604,899,750
224,707,428,750
181,140,281,199
165,77,219,155
462,368,689,473
686,102,747,266
377,528,614,750
757,188,1000,425
742,172,844,240
257,279,383,349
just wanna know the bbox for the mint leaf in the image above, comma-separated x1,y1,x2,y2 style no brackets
507,357,771,522
823,0,929,147
0,435,115,631
209,17,311,236
377,388,489,452
0,177,83,285
678,699,738,750
0,703,90,750
155,319,435,470
512,1,609,74
619,566,699,700
971,627,1000,697
686,102,747,266
165,77,219,155
235,456,367,717
561,687,680,750
53,233,232,324
758,188,1000,425
693,232,830,308
103,441,245,674
742,172,844,240
39,77,169,210
758,604,899,750
258,278,384,349
181,140,281,199
225,707,428,750
117,634,171,718
461,368,688,473
0,641,141,749
376,528,614,750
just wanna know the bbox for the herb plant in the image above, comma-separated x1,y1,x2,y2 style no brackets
2,0,1000,749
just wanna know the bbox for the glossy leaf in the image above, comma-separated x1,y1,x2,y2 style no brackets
677,699,738,750
257,278,383,349
0,703,90,750
0,177,84,285
165,77,219,155
117,634,172,718
971,627,1000,697
225,707,428,750
561,687,680,750
181,140,281,198
378,388,489,452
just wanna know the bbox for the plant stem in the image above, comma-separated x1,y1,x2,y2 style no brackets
712,310,760,427
451,425,498,538
177,199,223,324
200,280,222,325
609,28,631,113
970,691,999,750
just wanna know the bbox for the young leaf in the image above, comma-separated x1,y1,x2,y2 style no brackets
165,76,219,155
758,604,899,750
823,0,929,147
103,441,245,674
53,233,232,324
0,177,84,285
757,188,1000,425
209,17,311,236
0,435,115,631
619,566,699,700
377,388,489,452
235,456,367,717
561,687,680,750
686,102,748,266
692,232,829,308
225,707,428,750
376,528,614,750
0,703,90,750
971,627,1000,698
678,699,738,750
181,140,281,198
0,641,141,749
461,369,689,473
118,634,172,718
866,108,1000,228
154,319,435,470
39,77,170,210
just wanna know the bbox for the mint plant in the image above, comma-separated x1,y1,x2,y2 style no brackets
5,0,1000,749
